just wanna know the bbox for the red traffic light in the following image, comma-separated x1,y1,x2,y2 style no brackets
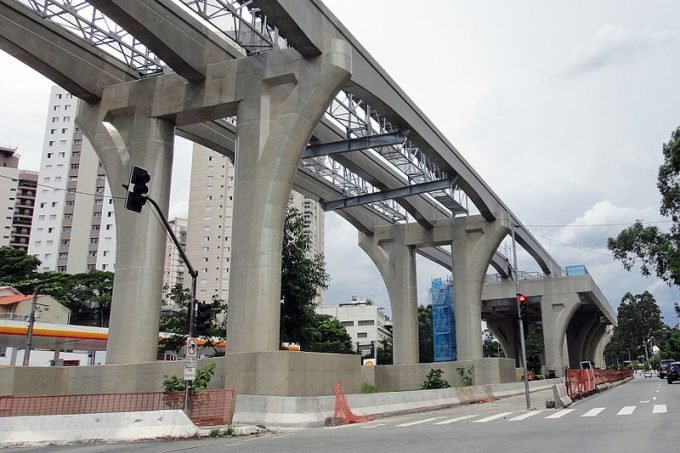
517,293,527,303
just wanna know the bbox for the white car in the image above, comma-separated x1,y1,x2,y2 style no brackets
644,371,653,378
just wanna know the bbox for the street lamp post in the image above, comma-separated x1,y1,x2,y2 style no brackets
22,285,40,367
511,223,531,410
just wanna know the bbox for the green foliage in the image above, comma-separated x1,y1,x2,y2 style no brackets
418,305,434,363
525,330,544,376
3,270,114,326
162,363,216,393
422,368,450,389
304,314,354,354
604,292,667,364
608,127,680,286
158,286,227,357
483,329,505,358
0,246,40,280
376,338,393,365
280,207,330,349
361,382,379,394
456,366,474,387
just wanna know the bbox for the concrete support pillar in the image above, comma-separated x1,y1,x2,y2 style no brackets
78,101,174,364
227,41,351,353
487,319,518,364
585,324,607,364
359,228,418,364
453,214,510,360
540,281,581,376
593,328,613,368
567,314,598,368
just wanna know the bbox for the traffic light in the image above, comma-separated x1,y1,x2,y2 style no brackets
518,293,527,319
125,165,150,213
196,302,212,336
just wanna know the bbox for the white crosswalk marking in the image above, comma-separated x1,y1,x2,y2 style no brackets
582,408,605,417
509,411,543,421
472,412,514,423
545,409,574,419
396,417,442,427
360,423,386,429
617,406,636,415
653,405,667,414
433,414,477,425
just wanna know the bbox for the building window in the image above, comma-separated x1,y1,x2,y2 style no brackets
341,321,354,327
90,238,99,244
87,264,95,270
89,251,97,257
358,320,375,326
357,332,368,339
57,266,66,272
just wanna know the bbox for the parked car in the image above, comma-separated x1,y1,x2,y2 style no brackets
666,362,680,384
659,359,675,379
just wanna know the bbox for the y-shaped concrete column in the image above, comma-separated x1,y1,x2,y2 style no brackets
78,99,173,364
359,227,418,364
227,41,351,353
487,319,519,364
453,214,510,360
540,279,581,376
592,327,613,368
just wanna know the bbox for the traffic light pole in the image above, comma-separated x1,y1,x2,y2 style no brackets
142,195,198,415
511,223,531,410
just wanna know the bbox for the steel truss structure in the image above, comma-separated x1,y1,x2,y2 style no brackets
15,0,468,224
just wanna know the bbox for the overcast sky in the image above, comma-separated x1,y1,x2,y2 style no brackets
1,1,680,324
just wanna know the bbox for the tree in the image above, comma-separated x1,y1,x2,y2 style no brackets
280,207,330,348
483,329,505,358
418,305,434,363
0,246,40,281
525,330,544,376
376,338,393,365
608,126,680,286
604,292,666,364
304,314,354,354
158,285,227,357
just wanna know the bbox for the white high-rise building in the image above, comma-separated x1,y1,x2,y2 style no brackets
28,86,117,273
185,144,325,303
162,217,188,302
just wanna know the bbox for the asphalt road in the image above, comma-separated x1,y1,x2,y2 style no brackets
13,375,679,453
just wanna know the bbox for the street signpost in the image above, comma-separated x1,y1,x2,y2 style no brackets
185,337,198,381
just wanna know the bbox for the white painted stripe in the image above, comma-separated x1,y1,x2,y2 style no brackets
653,397,657,401
433,414,477,425
640,400,650,403
472,412,514,423
653,405,667,414
582,408,605,417
396,417,442,427
509,411,543,421
545,409,575,419
617,406,636,416
360,423,386,429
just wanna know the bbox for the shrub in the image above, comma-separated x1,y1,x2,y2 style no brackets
162,363,216,393
422,368,450,389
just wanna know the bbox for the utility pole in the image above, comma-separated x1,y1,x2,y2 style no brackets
22,286,40,367
511,223,531,410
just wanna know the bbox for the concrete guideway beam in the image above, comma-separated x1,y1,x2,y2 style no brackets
0,0,136,102
77,101,174,364
359,228,419,365
227,39,352,353
89,0,243,81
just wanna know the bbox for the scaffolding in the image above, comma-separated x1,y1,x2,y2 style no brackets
431,277,456,362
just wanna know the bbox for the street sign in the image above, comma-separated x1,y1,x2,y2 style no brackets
184,367,196,381
185,337,198,370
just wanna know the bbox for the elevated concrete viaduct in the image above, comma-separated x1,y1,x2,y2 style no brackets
0,0,617,395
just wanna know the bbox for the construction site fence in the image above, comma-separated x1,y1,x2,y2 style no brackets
0,389,236,426
565,368,633,399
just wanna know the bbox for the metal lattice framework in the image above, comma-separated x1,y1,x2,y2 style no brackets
19,0,165,76
175,0,286,55
14,0,466,223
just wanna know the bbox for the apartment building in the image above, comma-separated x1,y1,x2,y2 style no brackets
28,86,117,273
162,217,188,302
0,146,38,251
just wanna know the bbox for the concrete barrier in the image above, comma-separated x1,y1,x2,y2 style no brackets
233,378,564,429
552,383,573,408
0,410,197,448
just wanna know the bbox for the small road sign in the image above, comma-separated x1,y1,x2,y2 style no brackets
184,367,196,381
185,337,198,370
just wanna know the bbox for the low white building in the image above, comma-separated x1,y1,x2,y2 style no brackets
317,295,392,358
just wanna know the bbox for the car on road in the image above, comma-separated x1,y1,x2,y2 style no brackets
667,362,680,384
644,370,654,378
659,359,675,379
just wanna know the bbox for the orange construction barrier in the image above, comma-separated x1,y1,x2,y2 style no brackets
565,368,633,399
333,381,374,425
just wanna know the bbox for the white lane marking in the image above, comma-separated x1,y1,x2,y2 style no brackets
545,409,575,419
582,408,605,417
653,397,657,401
360,423,386,429
640,400,650,403
434,414,478,425
509,411,543,421
396,417,442,427
472,412,515,423
617,406,636,416
653,405,667,414
656,389,660,393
